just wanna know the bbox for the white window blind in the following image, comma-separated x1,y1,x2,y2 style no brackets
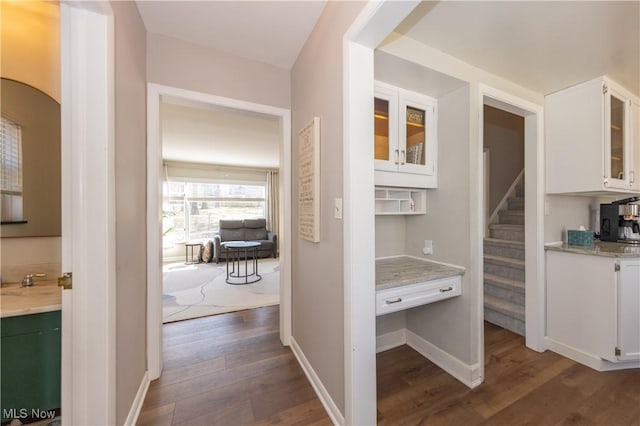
1,116,23,195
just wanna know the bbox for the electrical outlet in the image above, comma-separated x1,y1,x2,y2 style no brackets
423,240,433,255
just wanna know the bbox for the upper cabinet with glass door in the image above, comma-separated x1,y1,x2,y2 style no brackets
374,81,437,188
546,76,640,195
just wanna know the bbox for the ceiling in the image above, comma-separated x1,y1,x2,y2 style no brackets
394,1,640,96
135,0,327,69
161,98,281,168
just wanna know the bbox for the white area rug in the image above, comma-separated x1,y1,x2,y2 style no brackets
162,258,280,323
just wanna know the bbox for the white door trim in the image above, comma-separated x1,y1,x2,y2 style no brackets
477,84,546,364
146,83,292,380
60,2,116,424
342,1,420,424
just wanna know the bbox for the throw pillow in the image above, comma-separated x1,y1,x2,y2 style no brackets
200,240,213,263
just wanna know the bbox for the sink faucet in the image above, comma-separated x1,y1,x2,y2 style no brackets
21,273,47,287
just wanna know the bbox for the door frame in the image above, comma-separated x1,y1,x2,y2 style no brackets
146,83,292,379
477,84,546,359
60,2,116,424
342,1,421,423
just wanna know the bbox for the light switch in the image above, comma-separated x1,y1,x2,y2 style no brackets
334,198,343,219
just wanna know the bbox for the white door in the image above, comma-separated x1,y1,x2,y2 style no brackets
60,3,116,425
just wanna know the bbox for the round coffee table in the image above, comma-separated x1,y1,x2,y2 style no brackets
223,241,262,284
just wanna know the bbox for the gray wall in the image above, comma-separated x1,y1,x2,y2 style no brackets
484,105,524,215
404,86,475,365
112,2,148,423
290,1,365,415
375,216,406,258
147,33,291,109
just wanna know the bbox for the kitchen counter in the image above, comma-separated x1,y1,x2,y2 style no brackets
0,280,61,318
376,256,465,290
545,241,640,258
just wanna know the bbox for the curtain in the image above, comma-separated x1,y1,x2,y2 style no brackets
266,170,279,250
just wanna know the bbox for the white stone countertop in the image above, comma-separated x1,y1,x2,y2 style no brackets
0,280,61,318
376,256,465,291
545,241,640,258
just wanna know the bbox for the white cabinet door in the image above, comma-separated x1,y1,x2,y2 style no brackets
631,100,640,192
617,259,640,361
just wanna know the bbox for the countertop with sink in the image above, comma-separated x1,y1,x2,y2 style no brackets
545,241,640,258
0,280,61,318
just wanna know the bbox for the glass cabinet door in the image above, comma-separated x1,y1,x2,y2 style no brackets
609,95,625,181
605,85,631,189
373,84,398,172
399,94,435,175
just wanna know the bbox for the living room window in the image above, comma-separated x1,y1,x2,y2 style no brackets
163,180,266,245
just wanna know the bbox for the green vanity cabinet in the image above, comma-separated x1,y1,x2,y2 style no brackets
1,311,61,422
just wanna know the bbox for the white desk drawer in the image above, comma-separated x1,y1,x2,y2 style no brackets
376,275,462,316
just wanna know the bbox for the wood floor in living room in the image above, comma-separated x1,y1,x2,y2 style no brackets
138,306,640,425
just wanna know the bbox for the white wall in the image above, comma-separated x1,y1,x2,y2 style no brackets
147,33,290,109
0,237,61,283
290,0,367,415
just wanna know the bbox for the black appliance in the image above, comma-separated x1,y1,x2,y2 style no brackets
600,196,640,243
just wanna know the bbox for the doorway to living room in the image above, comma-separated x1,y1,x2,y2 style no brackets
159,98,282,324
146,84,292,380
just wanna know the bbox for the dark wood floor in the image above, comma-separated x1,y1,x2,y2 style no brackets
377,322,640,425
138,305,332,425
139,306,640,425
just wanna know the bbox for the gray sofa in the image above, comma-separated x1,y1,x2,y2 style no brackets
213,218,277,263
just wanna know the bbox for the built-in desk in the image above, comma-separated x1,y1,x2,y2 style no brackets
375,256,464,316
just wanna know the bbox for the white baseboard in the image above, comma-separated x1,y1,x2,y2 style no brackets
124,371,150,426
290,337,344,426
405,330,482,388
376,329,406,353
545,337,640,372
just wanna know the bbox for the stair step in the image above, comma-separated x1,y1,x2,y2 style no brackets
498,209,525,225
485,295,525,322
515,184,525,197
484,273,525,305
484,237,525,260
508,196,525,210
485,306,525,336
489,224,525,242
484,254,525,281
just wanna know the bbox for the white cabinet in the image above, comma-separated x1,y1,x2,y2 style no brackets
546,76,640,195
546,250,640,370
374,81,437,189
375,186,426,215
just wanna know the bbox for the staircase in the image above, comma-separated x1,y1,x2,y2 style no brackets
484,179,525,336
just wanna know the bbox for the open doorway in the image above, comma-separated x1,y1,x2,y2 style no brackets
158,97,282,324
482,105,526,336
146,83,292,381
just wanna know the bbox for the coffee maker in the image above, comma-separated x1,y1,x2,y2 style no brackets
600,196,640,243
